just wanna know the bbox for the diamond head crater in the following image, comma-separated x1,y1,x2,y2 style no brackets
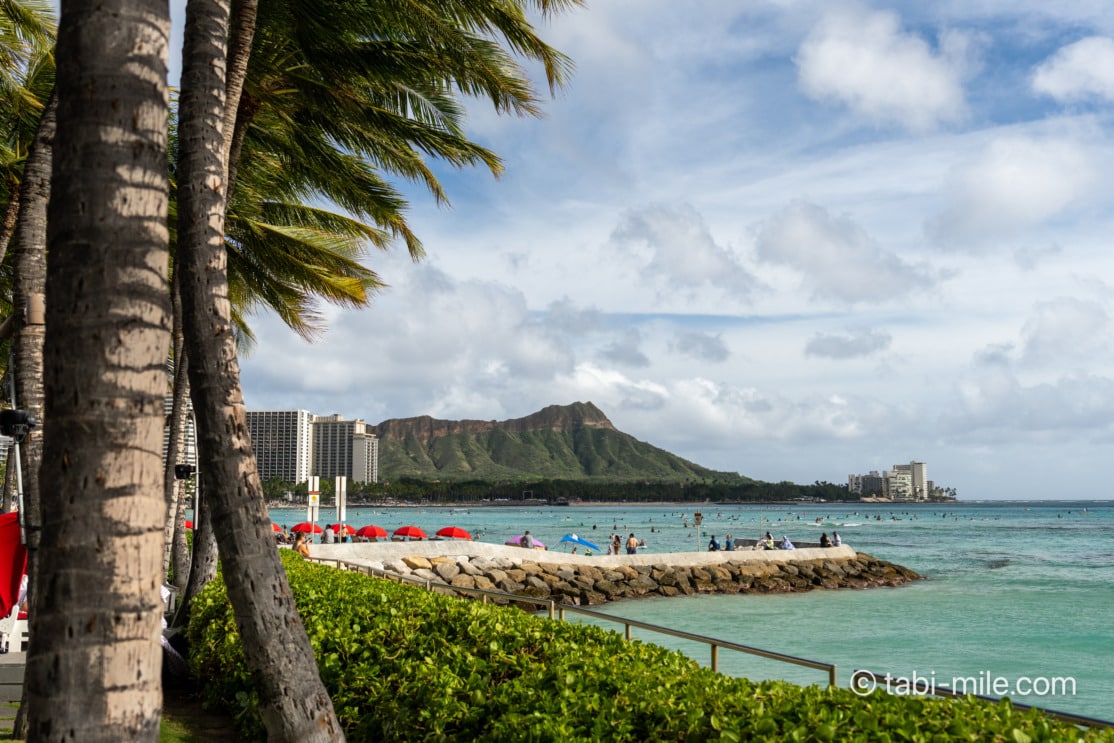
352,401,852,504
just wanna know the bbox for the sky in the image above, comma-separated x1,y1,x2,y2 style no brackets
224,1,1114,500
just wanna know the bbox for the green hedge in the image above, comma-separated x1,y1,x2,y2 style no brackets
186,552,1111,742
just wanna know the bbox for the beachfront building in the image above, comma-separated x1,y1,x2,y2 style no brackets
246,409,314,484
848,471,885,497
883,467,913,500
311,414,379,484
848,462,930,501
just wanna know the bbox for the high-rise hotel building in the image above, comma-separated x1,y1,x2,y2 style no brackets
244,410,378,485
245,409,314,484
311,414,379,484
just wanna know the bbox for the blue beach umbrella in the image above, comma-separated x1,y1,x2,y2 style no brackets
558,533,601,552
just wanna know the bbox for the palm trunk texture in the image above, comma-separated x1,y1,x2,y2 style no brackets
29,0,172,738
9,87,56,742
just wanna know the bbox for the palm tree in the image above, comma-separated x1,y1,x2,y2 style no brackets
0,0,54,262
174,0,343,737
28,0,171,739
5,85,53,743
171,1,579,737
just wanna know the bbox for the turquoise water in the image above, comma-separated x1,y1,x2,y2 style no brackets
272,500,1113,721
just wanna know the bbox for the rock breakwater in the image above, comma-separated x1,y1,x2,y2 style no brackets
345,550,921,606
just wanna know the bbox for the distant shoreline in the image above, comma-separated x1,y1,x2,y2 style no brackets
267,499,959,510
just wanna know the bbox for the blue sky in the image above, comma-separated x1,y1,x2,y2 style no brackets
231,2,1114,500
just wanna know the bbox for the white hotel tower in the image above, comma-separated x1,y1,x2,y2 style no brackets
245,410,379,485
245,409,314,484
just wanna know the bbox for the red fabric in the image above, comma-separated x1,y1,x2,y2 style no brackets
0,512,27,617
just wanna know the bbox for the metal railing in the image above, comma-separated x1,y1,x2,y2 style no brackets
309,556,1112,730
555,602,837,686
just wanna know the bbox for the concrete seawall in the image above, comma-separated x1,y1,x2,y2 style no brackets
310,541,921,606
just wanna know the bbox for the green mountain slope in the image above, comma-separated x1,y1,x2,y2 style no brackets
372,401,743,482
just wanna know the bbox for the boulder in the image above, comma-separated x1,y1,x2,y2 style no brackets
402,555,432,571
578,565,605,583
627,576,660,596
457,559,485,577
580,589,608,606
497,578,525,593
384,559,412,574
593,579,626,599
434,562,461,582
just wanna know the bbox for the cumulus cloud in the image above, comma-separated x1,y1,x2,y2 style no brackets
1012,243,1063,271
599,328,651,367
556,363,669,413
1032,36,1114,102
805,328,892,359
926,136,1095,248
945,368,1114,436
1019,298,1110,367
540,298,605,336
240,263,580,420
610,204,761,299
754,200,933,303
670,330,730,362
795,5,969,131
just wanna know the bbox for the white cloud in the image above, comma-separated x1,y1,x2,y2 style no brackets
795,5,969,131
1019,298,1110,367
1032,36,1114,102
754,200,934,303
610,204,760,300
234,2,1114,498
926,136,1096,248
945,368,1114,437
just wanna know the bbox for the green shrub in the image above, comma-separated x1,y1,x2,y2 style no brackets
187,552,1112,742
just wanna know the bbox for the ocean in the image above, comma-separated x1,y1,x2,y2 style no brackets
270,499,1113,721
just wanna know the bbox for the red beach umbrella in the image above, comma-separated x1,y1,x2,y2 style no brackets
393,525,427,540
355,525,388,539
184,519,194,529
435,526,472,540
271,523,283,533
291,522,322,534
328,523,356,536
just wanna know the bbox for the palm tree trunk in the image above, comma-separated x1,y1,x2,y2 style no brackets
28,0,171,736
0,176,20,264
163,265,193,579
171,463,195,593
8,86,55,743
176,0,342,738
173,484,216,624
